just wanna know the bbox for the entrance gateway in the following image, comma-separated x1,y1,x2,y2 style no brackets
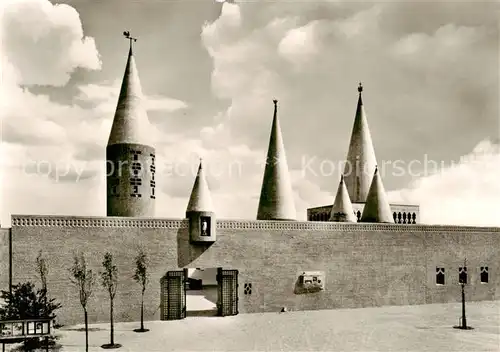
160,268,239,320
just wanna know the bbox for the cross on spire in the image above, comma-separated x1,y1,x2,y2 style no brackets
358,82,363,93
123,31,137,50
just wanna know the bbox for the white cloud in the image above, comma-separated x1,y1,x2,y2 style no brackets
388,139,500,226
0,0,101,87
278,21,320,65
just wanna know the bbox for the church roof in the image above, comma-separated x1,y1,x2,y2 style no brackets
107,45,151,146
360,167,394,223
257,100,296,220
342,83,378,203
186,160,214,213
329,175,357,222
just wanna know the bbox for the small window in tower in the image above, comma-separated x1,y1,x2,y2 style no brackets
130,183,141,197
459,267,468,284
244,283,252,295
130,177,142,186
480,267,488,283
393,212,397,222
132,162,142,172
436,267,445,285
133,154,138,161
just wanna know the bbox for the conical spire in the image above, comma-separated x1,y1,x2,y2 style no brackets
186,159,214,213
342,83,378,203
360,166,393,223
257,100,296,220
329,175,357,222
107,42,150,146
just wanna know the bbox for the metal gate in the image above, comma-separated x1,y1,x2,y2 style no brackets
160,269,187,320
217,268,239,316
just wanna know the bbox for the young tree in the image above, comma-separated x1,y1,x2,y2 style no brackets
70,253,95,352
100,252,121,349
132,248,150,333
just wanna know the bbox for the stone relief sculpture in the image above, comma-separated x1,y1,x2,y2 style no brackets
294,271,325,294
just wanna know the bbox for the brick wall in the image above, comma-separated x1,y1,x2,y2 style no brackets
0,228,10,293
9,215,500,326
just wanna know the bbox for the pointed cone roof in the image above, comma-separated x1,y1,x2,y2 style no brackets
342,83,378,203
329,175,357,222
186,160,214,213
360,167,393,223
108,45,151,146
257,100,296,220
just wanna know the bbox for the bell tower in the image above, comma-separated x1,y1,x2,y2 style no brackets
106,32,155,217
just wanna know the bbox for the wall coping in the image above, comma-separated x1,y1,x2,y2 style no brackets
10,215,500,233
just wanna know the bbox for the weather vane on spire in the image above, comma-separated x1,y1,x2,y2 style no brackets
123,31,137,50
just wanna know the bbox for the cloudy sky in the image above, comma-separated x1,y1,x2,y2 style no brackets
1,0,499,227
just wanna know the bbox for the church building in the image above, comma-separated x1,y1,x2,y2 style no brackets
1,42,499,326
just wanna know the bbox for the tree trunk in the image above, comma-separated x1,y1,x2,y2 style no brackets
140,292,144,330
84,308,89,352
110,298,114,345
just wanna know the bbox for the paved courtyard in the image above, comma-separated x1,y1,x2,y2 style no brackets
6,300,500,351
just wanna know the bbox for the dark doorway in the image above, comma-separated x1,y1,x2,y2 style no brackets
160,269,187,320
217,268,239,316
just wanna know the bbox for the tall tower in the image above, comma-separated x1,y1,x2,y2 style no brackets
106,33,155,217
256,100,296,220
342,83,378,203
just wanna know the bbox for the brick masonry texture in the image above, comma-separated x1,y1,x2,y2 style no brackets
7,215,500,326
0,228,10,293
106,143,155,217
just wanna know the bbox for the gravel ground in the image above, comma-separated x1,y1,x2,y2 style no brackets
5,300,499,351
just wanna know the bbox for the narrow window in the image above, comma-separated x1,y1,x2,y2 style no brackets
244,283,252,295
459,267,468,284
480,266,488,283
356,211,361,221
393,212,397,222
436,267,445,285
